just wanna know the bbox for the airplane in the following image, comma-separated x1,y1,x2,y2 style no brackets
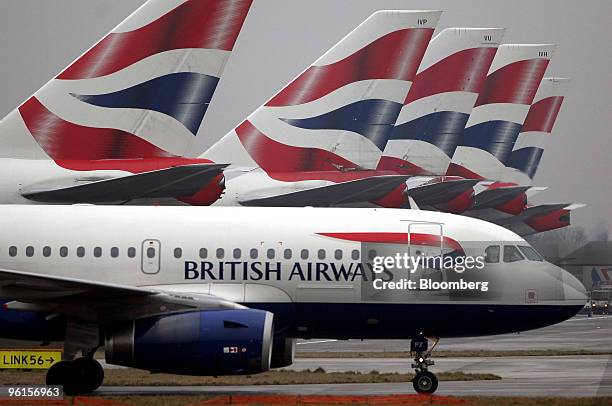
0,0,254,205
375,27,506,210
461,77,585,235
203,10,442,207
0,204,587,394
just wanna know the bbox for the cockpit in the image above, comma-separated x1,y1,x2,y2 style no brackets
484,244,544,263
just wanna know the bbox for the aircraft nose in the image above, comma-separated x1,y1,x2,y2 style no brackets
561,266,587,304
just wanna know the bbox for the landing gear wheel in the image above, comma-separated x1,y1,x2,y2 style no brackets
46,361,74,386
46,361,78,395
413,371,438,394
73,357,104,393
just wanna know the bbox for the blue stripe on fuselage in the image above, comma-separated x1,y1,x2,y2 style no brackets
280,99,403,151
72,72,220,135
0,301,582,341
390,111,470,158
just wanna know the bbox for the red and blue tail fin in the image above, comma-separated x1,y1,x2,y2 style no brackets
448,44,555,180
502,77,570,185
204,10,441,178
377,27,505,176
0,0,252,160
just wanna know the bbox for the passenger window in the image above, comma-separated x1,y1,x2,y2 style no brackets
60,247,68,258
518,245,544,261
503,245,524,263
351,250,360,260
318,249,326,260
300,249,309,260
199,248,208,259
43,246,51,257
284,249,292,260
334,249,343,260
250,248,258,259
26,246,34,257
146,247,156,259
127,247,136,258
94,247,102,258
77,247,85,258
9,246,17,257
485,245,500,263
111,247,119,258
216,248,225,259
267,249,275,259
174,248,183,259
233,248,241,259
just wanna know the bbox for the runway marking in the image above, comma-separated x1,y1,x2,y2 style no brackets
563,315,612,322
297,339,338,345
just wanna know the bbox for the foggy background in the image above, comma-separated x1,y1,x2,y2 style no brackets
0,0,610,235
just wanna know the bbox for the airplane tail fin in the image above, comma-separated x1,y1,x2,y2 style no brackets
0,0,252,160
503,77,570,185
204,10,441,176
448,44,556,180
377,27,505,175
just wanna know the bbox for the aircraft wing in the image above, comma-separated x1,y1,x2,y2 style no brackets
406,179,479,207
0,268,243,323
240,175,410,207
21,163,228,203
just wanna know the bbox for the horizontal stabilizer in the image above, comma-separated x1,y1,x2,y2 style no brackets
240,175,410,207
407,179,479,207
500,203,571,224
472,185,531,209
22,163,228,203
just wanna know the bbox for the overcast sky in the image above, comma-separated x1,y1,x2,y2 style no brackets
0,0,610,234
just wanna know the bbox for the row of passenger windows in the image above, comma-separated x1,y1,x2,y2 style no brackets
5,245,364,261
7,245,137,258
176,247,362,261
485,245,544,263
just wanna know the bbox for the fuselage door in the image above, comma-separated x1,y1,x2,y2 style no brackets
141,239,161,274
408,222,443,273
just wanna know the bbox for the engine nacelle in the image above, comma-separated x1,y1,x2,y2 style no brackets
270,338,296,368
104,309,273,376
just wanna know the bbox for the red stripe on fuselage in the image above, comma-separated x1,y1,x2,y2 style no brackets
54,157,213,174
266,28,433,107
58,0,252,80
475,59,550,107
317,232,463,252
376,155,431,175
404,47,497,104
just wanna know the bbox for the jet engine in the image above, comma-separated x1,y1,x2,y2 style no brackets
104,309,273,376
270,337,296,368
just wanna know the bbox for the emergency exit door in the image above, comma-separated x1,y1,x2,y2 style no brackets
141,239,161,274
408,222,443,273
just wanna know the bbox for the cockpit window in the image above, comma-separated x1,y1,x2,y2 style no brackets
485,245,500,263
518,245,544,261
503,245,524,263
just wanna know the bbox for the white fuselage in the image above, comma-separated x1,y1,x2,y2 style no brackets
0,205,586,338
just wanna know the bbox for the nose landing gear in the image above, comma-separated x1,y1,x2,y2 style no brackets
411,336,439,394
